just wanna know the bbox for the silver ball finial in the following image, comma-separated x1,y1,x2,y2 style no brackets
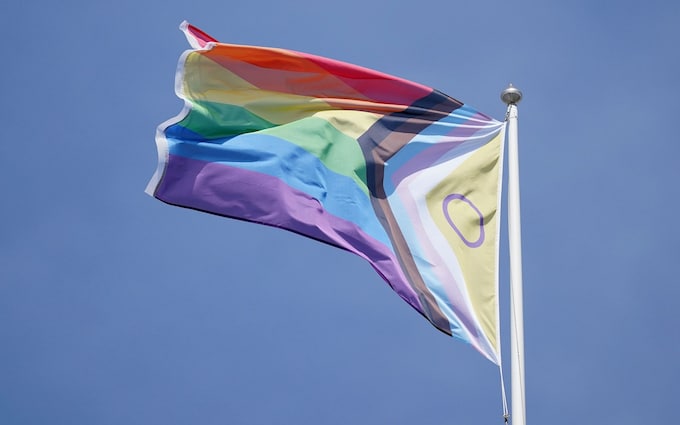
501,84,523,105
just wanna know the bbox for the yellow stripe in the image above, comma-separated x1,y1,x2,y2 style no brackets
313,110,382,140
183,53,335,124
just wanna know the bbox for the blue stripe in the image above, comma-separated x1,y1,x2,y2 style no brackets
165,123,205,141
165,132,392,248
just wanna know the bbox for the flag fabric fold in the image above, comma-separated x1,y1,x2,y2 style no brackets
148,21,506,364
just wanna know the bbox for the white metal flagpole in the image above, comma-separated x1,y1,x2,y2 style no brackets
501,84,525,425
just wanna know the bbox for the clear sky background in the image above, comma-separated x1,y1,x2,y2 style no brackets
1,1,678,424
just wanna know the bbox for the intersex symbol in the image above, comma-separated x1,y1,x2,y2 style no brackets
442,194,485,248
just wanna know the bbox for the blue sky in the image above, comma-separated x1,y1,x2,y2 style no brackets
1,1,678,424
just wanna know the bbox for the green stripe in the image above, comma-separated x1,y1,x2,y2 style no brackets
178,102,369,196
179,100,275,138
259,116,369,196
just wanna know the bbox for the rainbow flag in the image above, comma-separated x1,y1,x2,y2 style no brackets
147,22,506,364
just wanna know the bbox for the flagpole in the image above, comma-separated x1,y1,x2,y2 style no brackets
501,84,525,425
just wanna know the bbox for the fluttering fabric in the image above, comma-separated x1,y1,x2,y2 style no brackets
147,22,506,364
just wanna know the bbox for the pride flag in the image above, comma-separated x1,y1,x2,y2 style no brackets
147,22,506,364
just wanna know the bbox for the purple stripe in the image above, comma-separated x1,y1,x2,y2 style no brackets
155,154,424,312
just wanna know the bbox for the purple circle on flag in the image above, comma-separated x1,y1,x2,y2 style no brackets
442,194,485,248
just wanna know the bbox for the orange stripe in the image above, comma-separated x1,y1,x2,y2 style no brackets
199,44,432,109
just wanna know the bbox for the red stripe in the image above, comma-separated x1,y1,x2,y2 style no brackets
300,52,433,106
186,23,218,47
200,43,432,108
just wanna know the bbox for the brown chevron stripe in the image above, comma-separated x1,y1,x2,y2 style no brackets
358,90,463,335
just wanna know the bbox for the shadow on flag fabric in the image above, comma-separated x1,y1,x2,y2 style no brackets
147,22,507,364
